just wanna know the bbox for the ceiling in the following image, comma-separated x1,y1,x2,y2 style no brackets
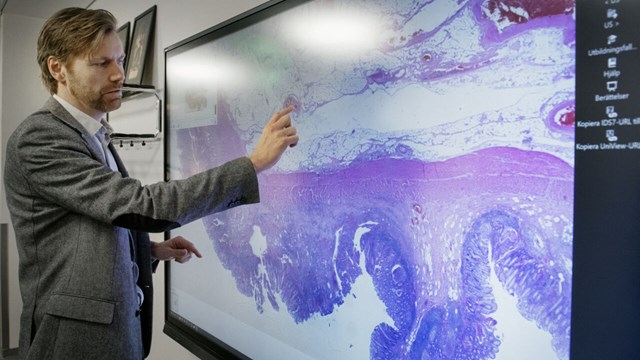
1,0,94,19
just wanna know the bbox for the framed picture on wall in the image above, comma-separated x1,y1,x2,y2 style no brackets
116,22,130,71
125,5,156,85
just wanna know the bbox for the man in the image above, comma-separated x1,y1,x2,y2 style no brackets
3,7,298,360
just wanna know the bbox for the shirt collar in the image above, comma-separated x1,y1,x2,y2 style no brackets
53,94,103,137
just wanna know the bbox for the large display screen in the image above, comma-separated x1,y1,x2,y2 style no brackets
164,0,595,359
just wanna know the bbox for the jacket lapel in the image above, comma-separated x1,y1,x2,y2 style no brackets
44,97,129,171
43,97,106,164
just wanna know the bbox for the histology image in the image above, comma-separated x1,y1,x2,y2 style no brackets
166,0,575,359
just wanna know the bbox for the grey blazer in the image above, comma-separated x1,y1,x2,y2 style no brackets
3,97,259,359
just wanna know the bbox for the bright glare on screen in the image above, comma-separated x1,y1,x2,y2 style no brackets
167,0,575,359
285,7,384,56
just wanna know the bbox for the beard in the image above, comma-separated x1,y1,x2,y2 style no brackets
66,70,122,114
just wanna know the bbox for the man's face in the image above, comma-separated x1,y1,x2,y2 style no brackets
62,31,126,119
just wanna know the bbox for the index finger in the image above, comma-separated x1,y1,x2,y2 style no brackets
269,105,295,124
181,240,203,258
189,245,203,258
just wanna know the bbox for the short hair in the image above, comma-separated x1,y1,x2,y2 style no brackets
37,7,118,94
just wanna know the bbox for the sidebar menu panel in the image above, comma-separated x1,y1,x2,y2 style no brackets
573,0,640,358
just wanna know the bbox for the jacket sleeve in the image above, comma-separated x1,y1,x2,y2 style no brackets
7,114,260,233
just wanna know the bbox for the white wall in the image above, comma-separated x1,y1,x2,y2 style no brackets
0,1,271,358
0,12,50,350
87,1,269,359
0,13,49,221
